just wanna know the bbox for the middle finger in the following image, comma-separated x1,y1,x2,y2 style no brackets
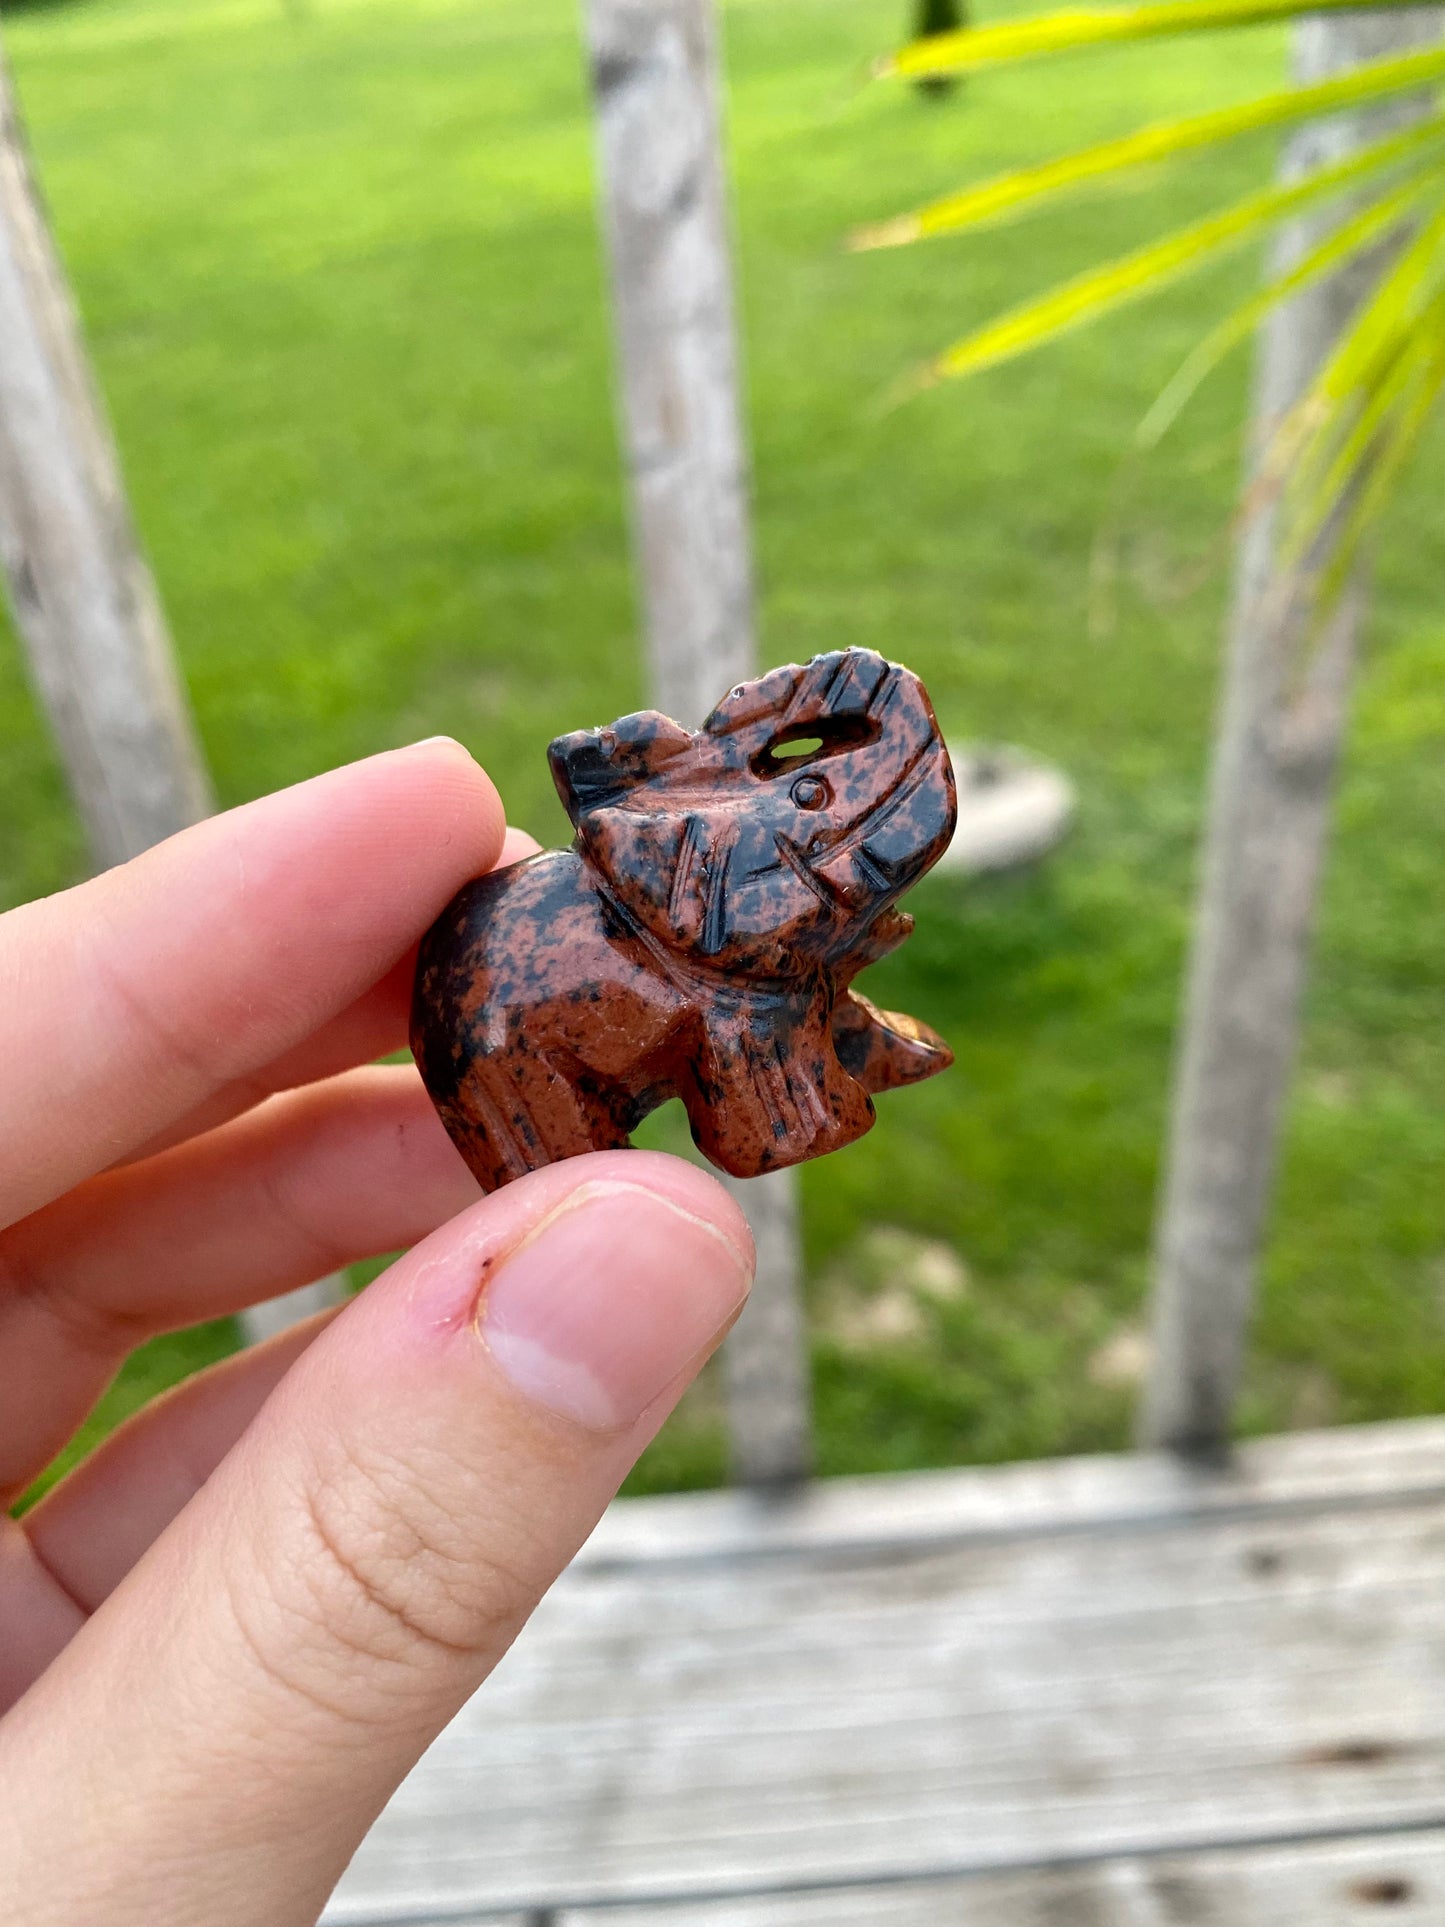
0,1064,480,1501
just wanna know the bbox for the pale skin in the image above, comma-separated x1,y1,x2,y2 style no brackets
0,739,755,1927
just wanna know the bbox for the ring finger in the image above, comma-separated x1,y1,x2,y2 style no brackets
0,1064,480,1501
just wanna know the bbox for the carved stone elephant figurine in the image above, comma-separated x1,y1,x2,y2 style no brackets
412,648,957,1188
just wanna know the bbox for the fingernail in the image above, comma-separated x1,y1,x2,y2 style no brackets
496,825,543,864
477,1181,753,1430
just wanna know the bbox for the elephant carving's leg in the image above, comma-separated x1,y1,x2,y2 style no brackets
831,989,953,1094
682,989,876,1177
440,1049,632,1192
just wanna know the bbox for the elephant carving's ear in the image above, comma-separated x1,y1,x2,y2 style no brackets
577,806,739,955
549,711,728,947
548,710,693,826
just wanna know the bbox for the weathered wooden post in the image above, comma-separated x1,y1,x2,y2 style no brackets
0,40,340,1344
0,37,212,869
582,0,812,1485
1141,10,1443,1456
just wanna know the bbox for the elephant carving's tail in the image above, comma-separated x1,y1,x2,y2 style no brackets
832,990,953,1095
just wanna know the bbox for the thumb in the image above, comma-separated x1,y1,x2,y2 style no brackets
0,1151,753,1927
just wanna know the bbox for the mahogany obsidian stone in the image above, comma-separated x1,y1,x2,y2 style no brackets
412,648,958,1188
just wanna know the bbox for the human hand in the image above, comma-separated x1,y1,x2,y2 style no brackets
0,740,753,1926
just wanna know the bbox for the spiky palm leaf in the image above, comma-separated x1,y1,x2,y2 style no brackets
860,0,1445,585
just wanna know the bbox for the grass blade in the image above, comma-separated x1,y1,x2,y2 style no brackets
852,44,1445,250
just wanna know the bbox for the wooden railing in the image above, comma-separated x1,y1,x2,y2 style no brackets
1,3,1424,1488
0,45,211,869
582,0,812,1487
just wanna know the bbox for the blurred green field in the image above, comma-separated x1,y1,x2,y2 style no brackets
5,0,1444,1501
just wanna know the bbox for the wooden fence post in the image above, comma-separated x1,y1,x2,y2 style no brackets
582,0,812,1485
0,42,343,1347
1140,10,1443,1456
0,36,212,870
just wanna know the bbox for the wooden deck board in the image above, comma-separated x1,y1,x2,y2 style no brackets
325,1420,1445,1926
551,1831,1445,1924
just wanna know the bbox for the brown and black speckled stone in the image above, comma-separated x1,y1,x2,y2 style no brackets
412,648,958,1188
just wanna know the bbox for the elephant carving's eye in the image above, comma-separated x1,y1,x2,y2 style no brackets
791,774,829,811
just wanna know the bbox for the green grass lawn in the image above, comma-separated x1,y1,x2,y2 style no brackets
5,0,1444,1501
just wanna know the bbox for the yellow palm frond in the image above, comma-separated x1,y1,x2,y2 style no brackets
853,46,1445,250
909,118,1445,386
879,0,1433,80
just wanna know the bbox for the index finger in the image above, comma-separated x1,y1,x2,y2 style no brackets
0,738,505,1229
